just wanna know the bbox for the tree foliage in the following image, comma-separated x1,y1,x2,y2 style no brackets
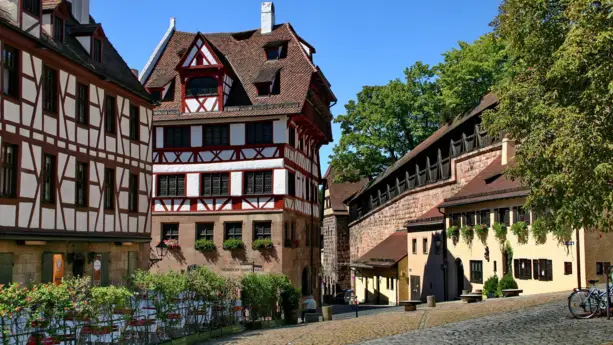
482,0,613,235
330,62,440,181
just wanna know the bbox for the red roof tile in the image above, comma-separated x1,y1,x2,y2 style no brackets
323,167,369,212
353,231,407,267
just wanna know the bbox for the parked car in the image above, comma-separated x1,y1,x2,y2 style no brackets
334,289,354,304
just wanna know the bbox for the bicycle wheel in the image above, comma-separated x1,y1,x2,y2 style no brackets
568,290,599,319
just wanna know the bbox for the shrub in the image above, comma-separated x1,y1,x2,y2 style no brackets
498,274,518,296
511,221,529,244
252,239,274,250
90,286,133,321
474,224,488,243
195,239,217,252
492,222,507,243
223,239,245,250
446,226,460,244
460,226,474,245
482,275,499,298
280,284,301,325
531,218,548,244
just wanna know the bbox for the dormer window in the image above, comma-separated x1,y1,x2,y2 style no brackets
53,16,64,42
93,39,102,62
266,47,281,60
254,67,280,97
263,40,287,60
23,0,40,16
186,77,218,97
151,90,162,102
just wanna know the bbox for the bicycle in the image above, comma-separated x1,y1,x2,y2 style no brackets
568,279,613,319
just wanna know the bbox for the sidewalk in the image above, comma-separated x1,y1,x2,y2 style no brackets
204,291,567,345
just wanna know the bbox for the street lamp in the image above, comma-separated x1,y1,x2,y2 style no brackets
434,233,442,254
149,241,169,267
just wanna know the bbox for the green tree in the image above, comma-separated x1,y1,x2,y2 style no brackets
330,62,441,182
436,33,508,122
482,0,613,238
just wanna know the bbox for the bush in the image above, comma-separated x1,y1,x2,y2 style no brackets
252,239,273,250
498,274,518,296
460,226,474,245
511,221,529,244
492,222,507,243
531,218,548,244
446,226,460,244
195,239,217,252
474,224,488,243
223,239,245,250
483,275,499,298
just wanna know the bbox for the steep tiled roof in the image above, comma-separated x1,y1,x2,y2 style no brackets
405,206,444,228
144,23,327,120
440,156,529,208
353,231,407,268
323,166,369,212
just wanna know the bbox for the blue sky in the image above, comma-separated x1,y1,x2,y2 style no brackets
92,0,500,174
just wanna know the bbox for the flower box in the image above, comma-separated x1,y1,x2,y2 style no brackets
223,239,245,250
127,318,155,327
164,239,180,249
194,239,217,252
252,239,273,250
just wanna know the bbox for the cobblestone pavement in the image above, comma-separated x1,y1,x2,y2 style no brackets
359,301,613,345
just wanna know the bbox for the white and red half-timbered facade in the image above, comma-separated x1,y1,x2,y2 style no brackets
141,2,334,295
0,0,153,285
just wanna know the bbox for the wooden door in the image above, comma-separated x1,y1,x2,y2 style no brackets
410,275,421,301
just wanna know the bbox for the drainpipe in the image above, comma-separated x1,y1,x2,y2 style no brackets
309,141,316,297
438,206,448,301
576,228,581,289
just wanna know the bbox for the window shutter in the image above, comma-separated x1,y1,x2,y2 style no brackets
0,253,14,285
127,252,138,277
504,209,510,226
101,252,110,287
42,252,53,283
513,259,519,278
264,172,272,193
533,260,539,280
494,210,500,223
513,207,518,223
546,260,553,281
159,176,167,196
525,259,532,279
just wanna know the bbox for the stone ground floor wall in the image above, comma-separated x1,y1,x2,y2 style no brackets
582,230,613,287
151,210,321,296
321,213,351,296
0,240,147,285
349,146,502,274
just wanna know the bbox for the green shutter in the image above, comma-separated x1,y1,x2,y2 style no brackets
0,253,14,285
127,252,138,277
42,252,53,283
101,253,110,286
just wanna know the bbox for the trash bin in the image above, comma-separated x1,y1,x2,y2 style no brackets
322,306,333,321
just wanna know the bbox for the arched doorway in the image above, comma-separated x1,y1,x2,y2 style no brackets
301,267,310,295
455,258,464,297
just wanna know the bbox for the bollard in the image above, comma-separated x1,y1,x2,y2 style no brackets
427,295,436,308
322,306,333,321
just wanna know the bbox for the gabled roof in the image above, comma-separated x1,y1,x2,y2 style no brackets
175,33,222,69
439,156,529,208
353,231,407,268
143,23,332,120
405,206,444,229
323,166,369,212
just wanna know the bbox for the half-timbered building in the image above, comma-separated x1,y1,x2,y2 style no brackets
0,0,153,285
140,2,334,295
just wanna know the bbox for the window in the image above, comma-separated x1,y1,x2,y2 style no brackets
538,259,553,281
196,223,214,241
254,221,272,240
225,222,242,240
465,212,475,226
2,45,19,98
0,143,17,198
469,260,483,284
494,208,510,226
186,77,218,97
288,127,296,147
22,0,40,15
201,173,229,196
305,178,310,201
564,262,573,275
246,122,273,145
43,66,57,113
596,262,610,275
104,168,114,210
93,39,102,63
288,171,295,197
162,223,179,241
244,171,272,195
0,253,14,285
451,213,461,227
390,278,394,290
157,175,185,197
256,83,271,96
53,16,64,41
76,83,89,125
129,105,139,141
412,238,417,254
493,261,497,273
128,173,138,212
476,209,490,226
75,162,88,207
203,124,229,146
42,154,55,204
164,126,190,148
513,206,530,225
423,238,428,254
151,90,162,102
513,259,532,280
266,47,282,60
533,260,539,280
324,196,331,209
104,96,116,134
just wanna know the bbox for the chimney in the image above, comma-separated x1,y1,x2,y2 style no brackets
261,2,275,34
501,135,516,165
67,0,90,24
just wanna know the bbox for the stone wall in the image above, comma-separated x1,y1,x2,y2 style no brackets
349,145,502,268
322,213,352,295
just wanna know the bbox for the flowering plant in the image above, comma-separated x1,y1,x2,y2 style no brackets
164,239,180,249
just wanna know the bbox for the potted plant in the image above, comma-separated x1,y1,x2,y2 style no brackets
460,225,474,245
163,239,180,249
511,221,529,244
474,224,488,243
252,239,273,250
446,225,460,245
292,239,300,248
492,222,507,243
223,239,245,250
194,239,217,252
